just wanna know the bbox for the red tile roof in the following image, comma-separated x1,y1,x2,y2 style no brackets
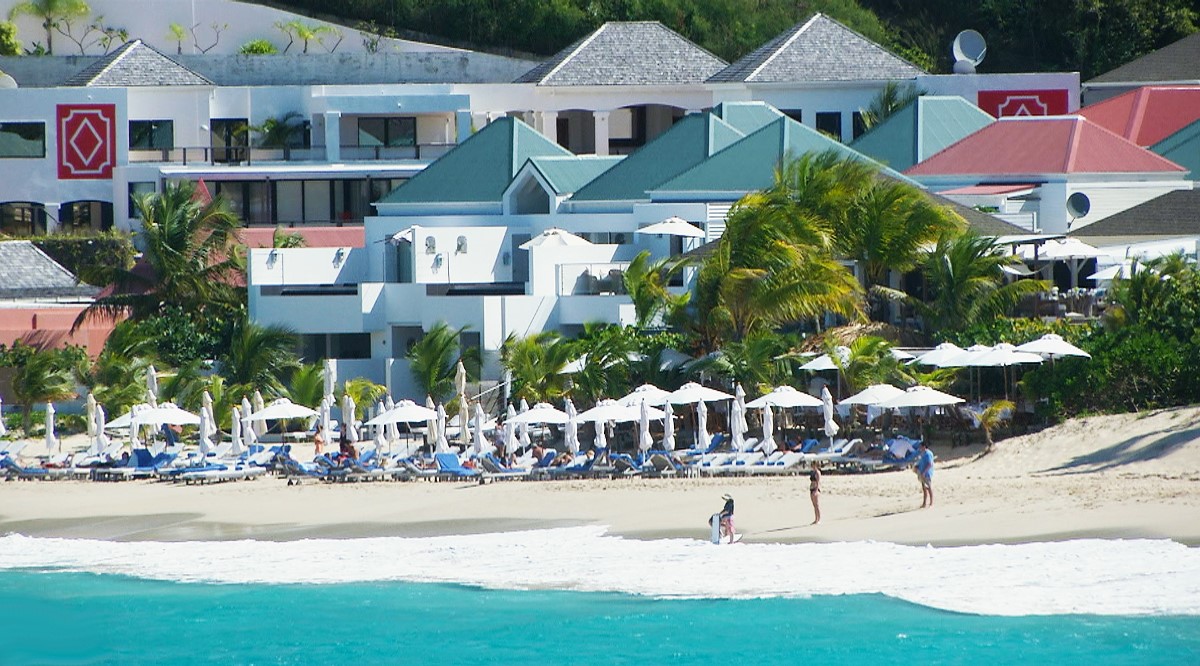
940,183,1039,196
238,226,365,248
1080,86,1200,146
905,116,1187,177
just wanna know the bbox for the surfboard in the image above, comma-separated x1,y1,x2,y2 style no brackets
710,513,722,544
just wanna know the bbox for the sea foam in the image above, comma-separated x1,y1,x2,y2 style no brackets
1,528,1197,616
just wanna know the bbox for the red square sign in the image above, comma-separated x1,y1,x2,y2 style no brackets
57,104,116,179
977,89,1069,118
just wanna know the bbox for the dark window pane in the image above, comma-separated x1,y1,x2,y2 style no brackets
782,109,802,123
129,120,174,150
358,118,386,146
0,203,46,234
852,112,867,139
816,112,842,140
128,182,156,219
0,122,45,158
387,117,415,147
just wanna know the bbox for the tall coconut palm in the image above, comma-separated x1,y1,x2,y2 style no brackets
10,347,76,434
8,0,90,54
406,322,480,404
501,332,573,404
912,232,1049,333
74,181,243,329
284,363,325,409
220,319,299,396
833,335,915,394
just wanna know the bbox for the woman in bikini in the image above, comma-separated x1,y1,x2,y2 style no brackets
809,462,822,524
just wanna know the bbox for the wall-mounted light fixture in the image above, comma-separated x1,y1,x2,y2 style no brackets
502,251,511,266
267,249,279,268
433,253,444,271
333,247,346,266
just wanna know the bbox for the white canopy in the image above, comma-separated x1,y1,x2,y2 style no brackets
1015,333,1091,359
1021,237,1110,260
507,402,570,425
912,342,965,367
839,384,906,406
578,399,664,423
519,227,592,250
619,383,672,406
800,346,852,372
668,382,734,404
246,398,318,422
638,216,705,238
972,343,1044,367
133,402,202,427
365,399,438,426
944,344,995,368
746,385,823,408
878,386,965,409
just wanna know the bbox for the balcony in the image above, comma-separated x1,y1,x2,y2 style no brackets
556,262,629,296
128,142,455,166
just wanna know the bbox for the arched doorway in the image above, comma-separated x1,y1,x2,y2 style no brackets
0,202,48,235
60,200,114,232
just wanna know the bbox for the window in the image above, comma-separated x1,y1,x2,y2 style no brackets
782,109,803,123
0,122,45,158
358,117,416,147
129,120,174,150
0,202,46,234
210,118,248,163
128,182,156,219
61,201,113,232
815,112,842,141
852,112,867,139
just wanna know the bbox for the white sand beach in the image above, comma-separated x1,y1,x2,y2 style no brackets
2,406,1198,545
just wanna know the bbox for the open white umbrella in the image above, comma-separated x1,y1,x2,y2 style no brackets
230,406,244,457
972,343,1044,368
801,346,850,372
638,399,653,453
746,385,823,408
821,386,839,439
365,399,438,425
619,383,672,406
564,399,579,454
146,365,159,408
878,385,965,409
247,398,318,422
45,401,59,455
668,382,734,404
519,227,593,250
135,403,202,427
696,399,710,451
434,403,451,453
840,384,906,406
577,399,664,423
508,402,570,425
912,342,966,367
1016,334,1091,359
638,216,705,238
760,403,775,454
661,399,675,452
252,391,267,438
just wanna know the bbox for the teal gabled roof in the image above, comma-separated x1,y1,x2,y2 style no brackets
850,96,994,171
710,101,786,135
379,117,572,204
1151,117,1200,179
655,116,912,196
571,113,745,201
525,155,623,194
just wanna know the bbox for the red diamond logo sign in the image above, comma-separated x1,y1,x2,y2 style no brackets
977,90,1069,118
58,104,116,179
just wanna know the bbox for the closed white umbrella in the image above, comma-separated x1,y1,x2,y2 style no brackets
504,403,517,454
1016,334,1091,359
252,391,267,437
230,406,244,457
747,385,823,408
241,396,254,426
435,403,451,454
146,365,159,407
323,359,337,399
730,398,745,451
473,401,488,456
734,384,748,436
618,383,671,407
760,404,776,454
45,401,59,455
383,395,397,449
821,386,839,439
198,404,213,455
661,399,675,452
564,399,579,454
91,404,109,457
455,360,468,410
593,411,608,450
240,404,258,449
878,385,965,409
341,394,359,443
638,399,653,454
840,384,906,406
696,399,710,450
638,216,705,238
426,395,437,448
668,382,734,404
459,399,473,451
517,398,532,450
85,393,97,439
0,397,6,437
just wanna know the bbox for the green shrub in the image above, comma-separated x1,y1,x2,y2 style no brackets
238,39,278,55
30,232,137,286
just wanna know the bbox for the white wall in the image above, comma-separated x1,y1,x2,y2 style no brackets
918,72,1081,113
249,247,368,286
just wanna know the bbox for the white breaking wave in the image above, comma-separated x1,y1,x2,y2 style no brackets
1,528,1198,617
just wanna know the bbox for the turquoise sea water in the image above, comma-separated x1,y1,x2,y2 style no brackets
2,571,1198,665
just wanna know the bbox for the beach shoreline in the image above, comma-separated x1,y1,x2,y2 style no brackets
2,406,1199,547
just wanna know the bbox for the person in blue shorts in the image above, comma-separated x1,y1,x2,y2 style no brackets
915,440,934,508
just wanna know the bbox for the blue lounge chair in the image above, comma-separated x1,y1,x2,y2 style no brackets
434,453,480,479
1,455,52,480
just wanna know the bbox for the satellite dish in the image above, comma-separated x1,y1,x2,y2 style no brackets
0,73,16,89
952,30,987,73
1066,192,1091,219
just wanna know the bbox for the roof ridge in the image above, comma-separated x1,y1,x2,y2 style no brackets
1126,86,1151,143
85,40,139,85
539,23,607,84
746,14,818,82
1064,116,1084,172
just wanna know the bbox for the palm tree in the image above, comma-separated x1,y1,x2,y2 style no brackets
406,322,480,404
859,82,924,130
247,112,306,149
8,0,90,54
220,319,299,396
11,347,76,434
343,377,387,420
719,329,795,395
501,332,573,404
272,226,306,248
833,335,914,394
277,19,337,54
978,399,1016,453
285,363,324,409
622,251,690,329
565,323,637,404
74,181,243,329
912,232,1049,333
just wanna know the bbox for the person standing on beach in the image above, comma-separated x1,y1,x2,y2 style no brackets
916,441,934,508
715,494,735,543
809,462,822,524
313,424,325,455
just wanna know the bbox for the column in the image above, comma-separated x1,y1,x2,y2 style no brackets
593,110,611,156
43,203,61,233
323,111,342,162
540,111,559,144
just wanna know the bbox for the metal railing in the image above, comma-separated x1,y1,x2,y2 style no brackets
127,142,456,165
556,262,630,296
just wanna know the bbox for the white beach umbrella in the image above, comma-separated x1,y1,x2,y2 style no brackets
341,393,359,443
1016,334,1091,359
1021,237,1109,261
455,359,469,411
504,403,517,454
618,383,672,407
593,412,608,450
241,396,254,425
202,390,213,421
668,382,734,404
821,386,840,439
85,393,97,439
240,407,258,449
760,404,776,454
564,399,579,454
729,398,745,451
146,365,159,407
912,342,966,367
425,395,437,447
383,395,398,449
247,398,318,422
890,348,916,361
323,359,337,400
696,399,710,450
734,384,749,435
840,384,906,406
435,403,451,454
638,216,705,238
638,399,653,453
459,400,473,451
878,385,965,410
945,344,994,368
972,343,1044,368
747,385,823,409
473,401,488,456
197,404,214,455
135,403,202,427
45,401,59,455
519,227,593,250
365,399,438,425
230,406,244,457
508,402,570,425
252,391,267,437
91,404,109,456
578,399,664,423
661,399,676,452
517,398,532,450
800,346,851,372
